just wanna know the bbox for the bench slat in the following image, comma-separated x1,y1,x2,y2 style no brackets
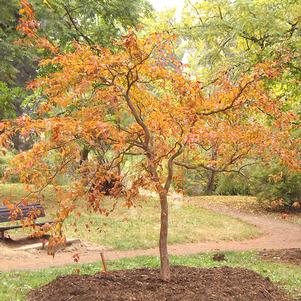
0,204,46,223
0,204,44,212
0,221,54,232
0,208,45,216
0,207,45,215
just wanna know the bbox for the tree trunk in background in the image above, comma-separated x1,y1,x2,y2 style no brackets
79,147,89,165
205,170,216,195
204,147,217,195
159,191,170,281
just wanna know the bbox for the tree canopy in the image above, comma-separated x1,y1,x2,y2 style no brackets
0,0,153,87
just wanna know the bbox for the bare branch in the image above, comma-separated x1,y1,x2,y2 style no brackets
62,4,95,46
198,77,256,116
164,143,184,191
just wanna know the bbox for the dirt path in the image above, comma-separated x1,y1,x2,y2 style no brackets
0,201,300,272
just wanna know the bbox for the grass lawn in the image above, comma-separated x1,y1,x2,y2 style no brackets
1,251,300,301
0,184,261,250
191,195,301,225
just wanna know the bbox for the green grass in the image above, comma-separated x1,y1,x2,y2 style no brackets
1,251,300,301
0,184,261,250
63,200,261,250
190,195,301,225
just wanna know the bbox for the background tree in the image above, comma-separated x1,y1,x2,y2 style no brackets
181,0,301,84
0,0,153,118
0,0,153,151
175,0,301,196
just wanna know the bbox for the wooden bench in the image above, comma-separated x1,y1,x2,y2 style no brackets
0,203,51,239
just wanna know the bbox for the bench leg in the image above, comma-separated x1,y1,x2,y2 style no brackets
0,230,4,240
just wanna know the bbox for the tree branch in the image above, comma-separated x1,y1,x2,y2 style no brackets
198,77,256,116
164,143,184,191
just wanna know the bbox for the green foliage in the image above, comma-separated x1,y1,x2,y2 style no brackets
213,162,301,207
251,163,301,207
0,152,20,183
31,0,153,48
0,81,27,118
0,0,36,86
215,173,251,196
0,0,153,113
181,0,301,112
182,1,301,74
176,169,210,196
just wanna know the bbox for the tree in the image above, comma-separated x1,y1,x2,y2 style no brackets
2,0,300,281
181,0,301,85
0,0,153,133
0,0,36,86
15,0,153,50
251,161,301,208
1,0,152,84
0,0,153,149
171,0,301,194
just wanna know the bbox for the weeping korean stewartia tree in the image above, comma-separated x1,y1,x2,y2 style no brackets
4,0,300,281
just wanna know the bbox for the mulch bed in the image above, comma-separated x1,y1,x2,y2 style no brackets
259,248,301,265
28,266,294,301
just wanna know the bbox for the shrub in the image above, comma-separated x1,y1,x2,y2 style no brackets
250,163,301,208
215,173,251,196
0,151,20,183
177,169,213,196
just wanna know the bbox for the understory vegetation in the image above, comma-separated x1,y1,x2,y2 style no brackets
183,163,301,209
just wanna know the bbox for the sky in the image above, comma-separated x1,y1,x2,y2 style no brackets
149,0,185,14
149,0,189,63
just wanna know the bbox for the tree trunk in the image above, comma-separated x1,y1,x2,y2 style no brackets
205,170,216,195
79,147,89,165
204,147,217,195
159,191,170,281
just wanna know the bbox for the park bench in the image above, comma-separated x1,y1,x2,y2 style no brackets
0,203,51,239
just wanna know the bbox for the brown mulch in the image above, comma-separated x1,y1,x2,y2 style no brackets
28,266,294,301
259,248,301,265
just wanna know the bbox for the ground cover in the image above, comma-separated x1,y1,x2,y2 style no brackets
189,195,301,225
0,184,261,250
1,251,300,301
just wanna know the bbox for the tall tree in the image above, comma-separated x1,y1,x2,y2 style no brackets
0,0,36,86
181,0,301,87
176,0,301,193
0,0,153,148
0,0,153,120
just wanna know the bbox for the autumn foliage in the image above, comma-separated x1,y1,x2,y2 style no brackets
1,0,300,280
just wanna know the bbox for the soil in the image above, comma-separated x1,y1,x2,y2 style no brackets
28,266,294,301
0,235,48,247
259,248,301,265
